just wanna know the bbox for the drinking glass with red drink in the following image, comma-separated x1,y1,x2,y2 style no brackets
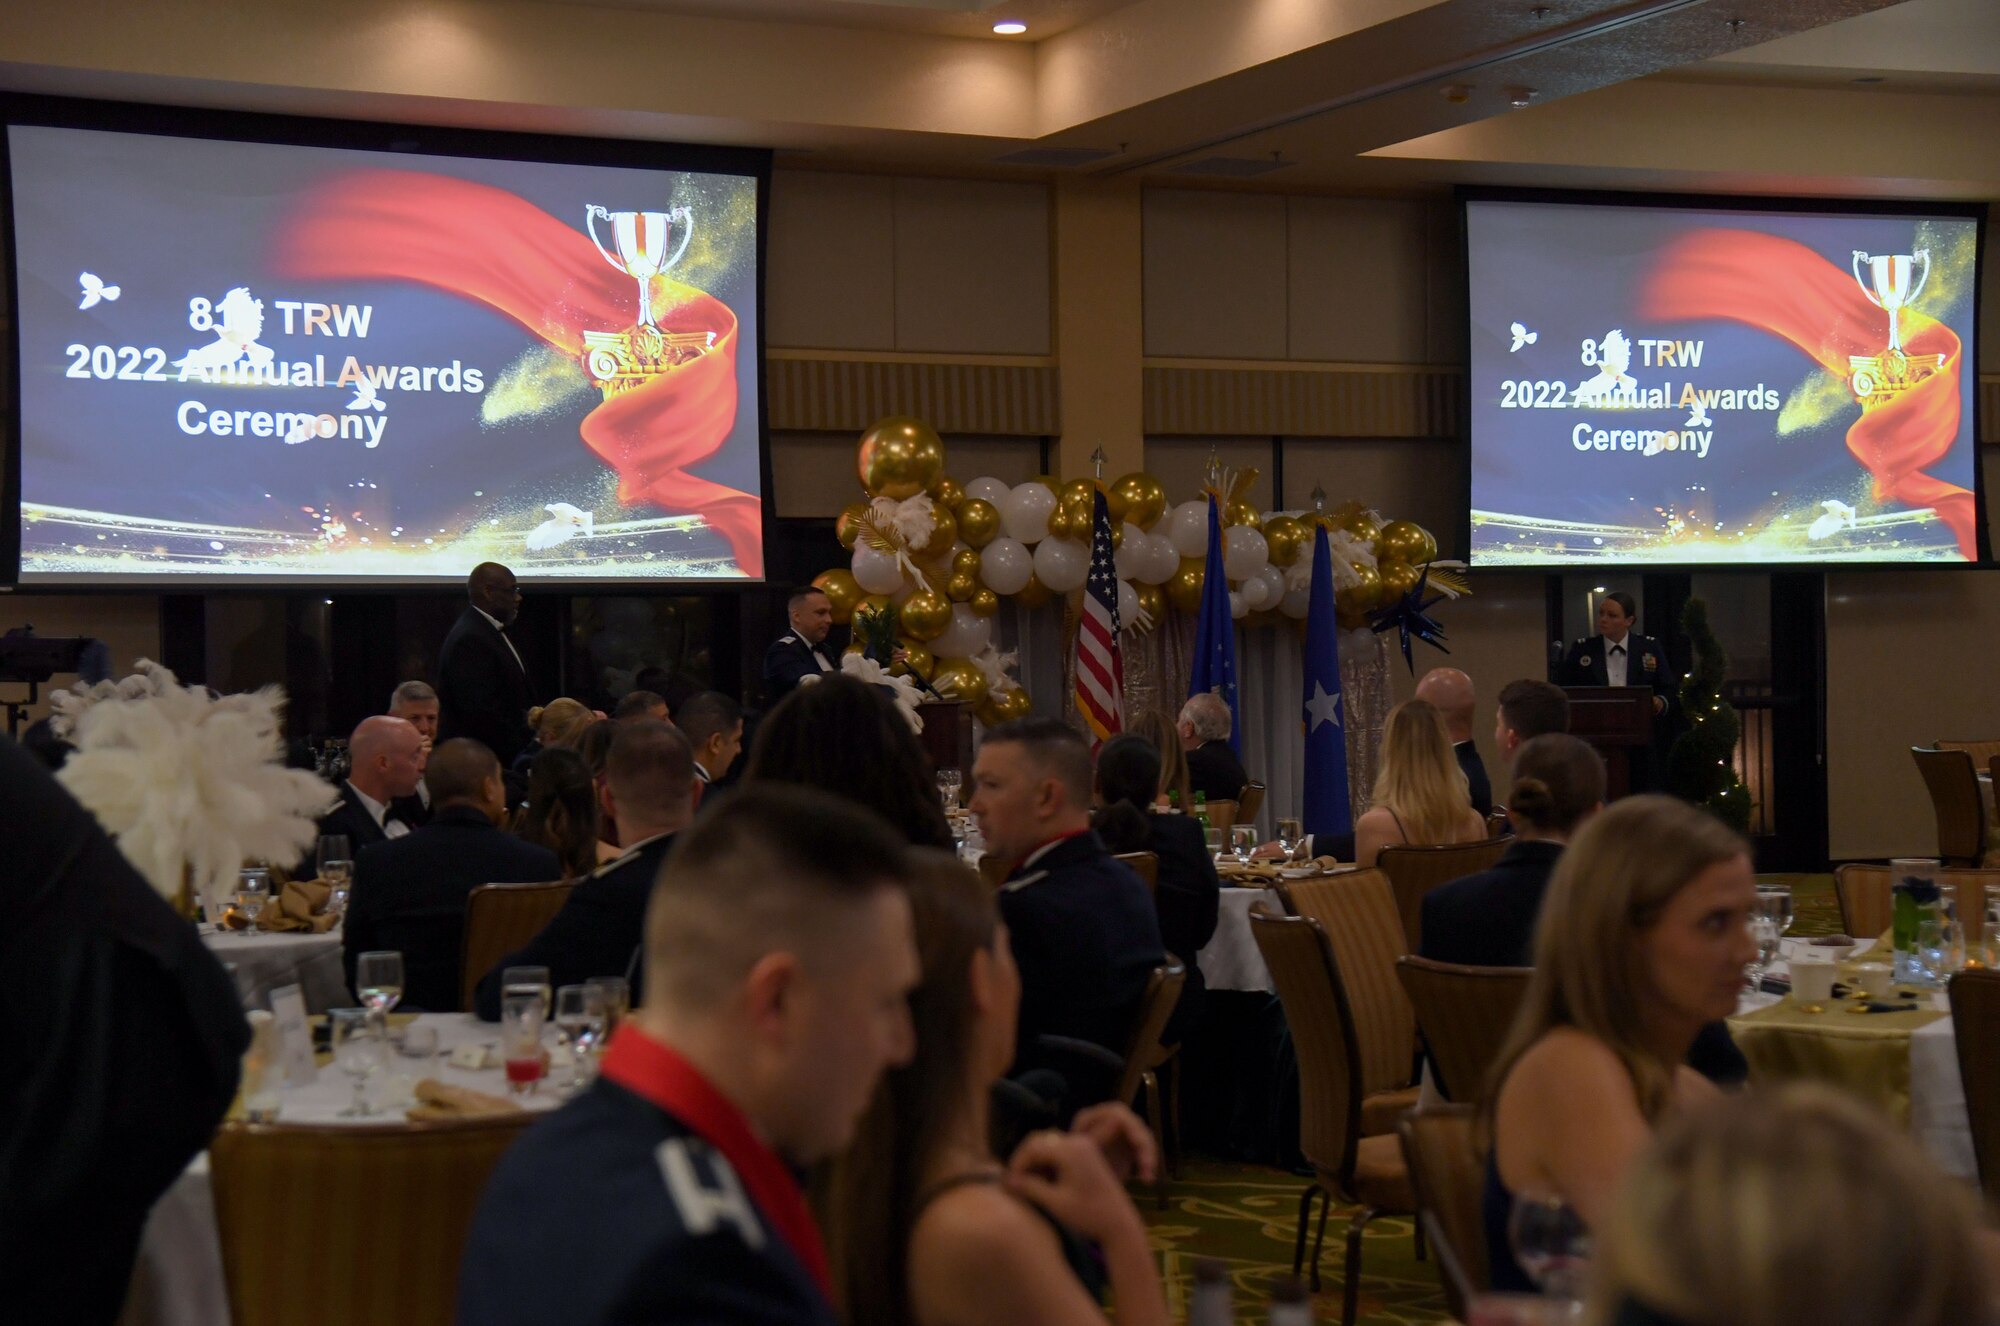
501,994,545,1095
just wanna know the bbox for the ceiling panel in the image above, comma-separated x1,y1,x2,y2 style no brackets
548,0,1134,39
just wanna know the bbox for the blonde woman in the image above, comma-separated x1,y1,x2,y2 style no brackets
1128,708,1193,811
512,697,596,773
1352,699,1487,866
1585,1084,1992,1326
1481,795,1757,1294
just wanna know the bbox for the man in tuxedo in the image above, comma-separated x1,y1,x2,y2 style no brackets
438,562,534,767
1177,692,1247,805
386,679,439,826
674,691,744,789
971,718,1164,1072
313,715,425,862
762,587,837,700
473,720,699,1019
1415,666,1492,817
342,739,559,1012
1558,590,1673,790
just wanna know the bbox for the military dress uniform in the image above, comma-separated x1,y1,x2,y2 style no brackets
761,632,835,701
1558,630,1674,791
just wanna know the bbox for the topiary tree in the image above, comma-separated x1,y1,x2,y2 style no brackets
1666,596,1752,831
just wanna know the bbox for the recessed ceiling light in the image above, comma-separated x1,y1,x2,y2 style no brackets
1508,86,1537,108
993,20,1027,35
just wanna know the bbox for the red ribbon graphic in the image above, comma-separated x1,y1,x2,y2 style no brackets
1638,228,1972,560
274,170,761,576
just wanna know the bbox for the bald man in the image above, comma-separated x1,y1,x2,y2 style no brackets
437,561,535,766
1414,667,1492,817
310,716,426,866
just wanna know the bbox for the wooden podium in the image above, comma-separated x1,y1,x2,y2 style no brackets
916,700,976,777
1564,686,1655,800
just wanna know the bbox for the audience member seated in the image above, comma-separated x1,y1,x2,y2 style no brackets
614,689,668,723
1584,1084,1991,1326
343,739,559,1012
743,675,954,850
459,786,920,1326
634,664,701,718
1421,734,1604,967
827,850,1170,1326
386,678,440,825
1,736,247,1322
970,719,1164,1074
1176,693,1246,805
517,746,616,878
309,715,425,869
510,696,597,773
1354,699,1489,867
1128,708,1193,809
1091,733,1219,1037
1483,796,1757,1294
473,720,697,1019
1495,678,1570,765
675,690,745,789
1414,666,1491,817
576,716,621,848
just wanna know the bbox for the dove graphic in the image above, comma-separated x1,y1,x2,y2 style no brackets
527,503,594,551
1685,399,1713,428
347,379,387,412
1806,500,1858,542
1508,321,1538,353
77,272,121,310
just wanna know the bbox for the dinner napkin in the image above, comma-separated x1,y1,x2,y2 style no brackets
405,1078,523,1121
254,880,337,933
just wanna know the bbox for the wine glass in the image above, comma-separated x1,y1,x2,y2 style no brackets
937,768,963,810
1743,915,1781,995
1506,1191,1590,1303
1203,826,1224,864
316,835,352,880
330,1008,384,1118
235,867,271,924
1230,824,1258,865
356,950,404,1016
1276,818,1303,862
555,983,608,1086
503,965,554,1019
587,976,631,1040
500,994,546,1096
1756,884,1795,946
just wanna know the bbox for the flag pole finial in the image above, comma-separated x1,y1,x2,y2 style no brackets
1089,445,1106,480
1204,449,1222,491
1311,482,1328,513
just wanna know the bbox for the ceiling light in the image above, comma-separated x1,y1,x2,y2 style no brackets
992,20,1027,35
1508,86,1537,108
1440,83,1473,104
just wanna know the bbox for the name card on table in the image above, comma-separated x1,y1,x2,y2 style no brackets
269,984,317,1087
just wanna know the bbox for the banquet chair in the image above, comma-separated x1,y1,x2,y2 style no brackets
1397,1106,1486,1323
1950,967,2000,1206
1284,870,1421,1136
1115,850,1160,892
1250,908,1415,1326
1484,808,1511,837
1115,960,1186,1207
1834,864,1999,946
1236,781,1266,829
1378,836,1513,954
1911,746,1986,866
210,1114,533,1326
1936,739,2000,769
1205,799,1239,833
1395,956,1531,1105
459,880,573,1009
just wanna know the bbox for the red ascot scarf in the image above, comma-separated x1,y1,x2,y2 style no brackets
598,1025,831,1297
273,171,762,576
1638,228,1974,560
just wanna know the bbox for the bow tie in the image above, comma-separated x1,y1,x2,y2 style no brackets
1610,643,1626,654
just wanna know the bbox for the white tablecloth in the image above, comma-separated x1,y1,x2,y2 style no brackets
1198,887,1283,993
202,928,348,1012
122,1013,568,1326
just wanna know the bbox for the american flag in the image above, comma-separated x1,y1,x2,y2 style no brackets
1075,488,1124,745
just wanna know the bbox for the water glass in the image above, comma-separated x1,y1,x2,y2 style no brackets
937,768,963,809
1203,826,1224,862
1756,884,1794,936
356,950,404,1015
1230,824,1258,865
555,983,609,1085
503,965,554,1019
1916,916,1950,984
235,867,271,922
1507,1191,1590,1303
316,835,352,882
1743,915,1780,994
1276,818,1304,861
500,994,546,1095
586,976,631,1040
330,1008,384,1117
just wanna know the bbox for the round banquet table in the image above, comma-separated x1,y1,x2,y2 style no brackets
121,1013,570,1326
201,926,349,1013
1198,886,1284,994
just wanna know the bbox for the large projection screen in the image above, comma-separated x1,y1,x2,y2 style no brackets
1465,194,1984,567
5,116,768,584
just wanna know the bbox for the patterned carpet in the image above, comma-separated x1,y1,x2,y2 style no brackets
1137,873,1841,1324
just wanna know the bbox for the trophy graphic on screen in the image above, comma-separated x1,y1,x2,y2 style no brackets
1847,248,1947,409
582,204,715,394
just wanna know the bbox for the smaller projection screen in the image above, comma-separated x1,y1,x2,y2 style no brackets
1465,195,1984,566
4,117,768,584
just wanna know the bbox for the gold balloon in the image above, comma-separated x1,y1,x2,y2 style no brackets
812,568,863,625
1059,478,1097,510
945,570,978,602
931,657,989,707
956,498,1000,548
1031,474,1061,496
857,593,895,622
1165,557,1206,614
977,686,1032,726
1331,508,1382,543
1377,558,1420,599
1262,514,1306,568
1134,582,1164,625
912,501,957,556
932,475,965,509
1376,519,1431,566
893,638,935,682
952,547,981,576
857,416,945,500
969,588,1000,617
898,589,952,642
1109,472,1168,530
1223,498,1261,529
835,502,871,551
1014,574,1053,610
1045,506,1079,541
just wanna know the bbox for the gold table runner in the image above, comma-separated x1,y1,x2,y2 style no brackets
1727,996,1945,1125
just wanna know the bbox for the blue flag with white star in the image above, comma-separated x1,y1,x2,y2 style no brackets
1302,524,1352,842
1187,494,1240,752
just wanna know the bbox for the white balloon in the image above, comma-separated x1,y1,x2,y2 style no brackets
1116,579,1140,629
963,476,1010,507
1280,580,1312,618
1033,537,1089,593
980,537,1033,595
1001,483,1056,544
1112,523,1148,580
1228,589,1248,620
852,542,905,595
1167,500,1211,559
928,603,992,659
1222,525,1270,581
1244,563,1287,611
1140,532,1181,585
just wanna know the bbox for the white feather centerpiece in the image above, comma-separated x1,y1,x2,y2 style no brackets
50,660,337,915
838,652,925,733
